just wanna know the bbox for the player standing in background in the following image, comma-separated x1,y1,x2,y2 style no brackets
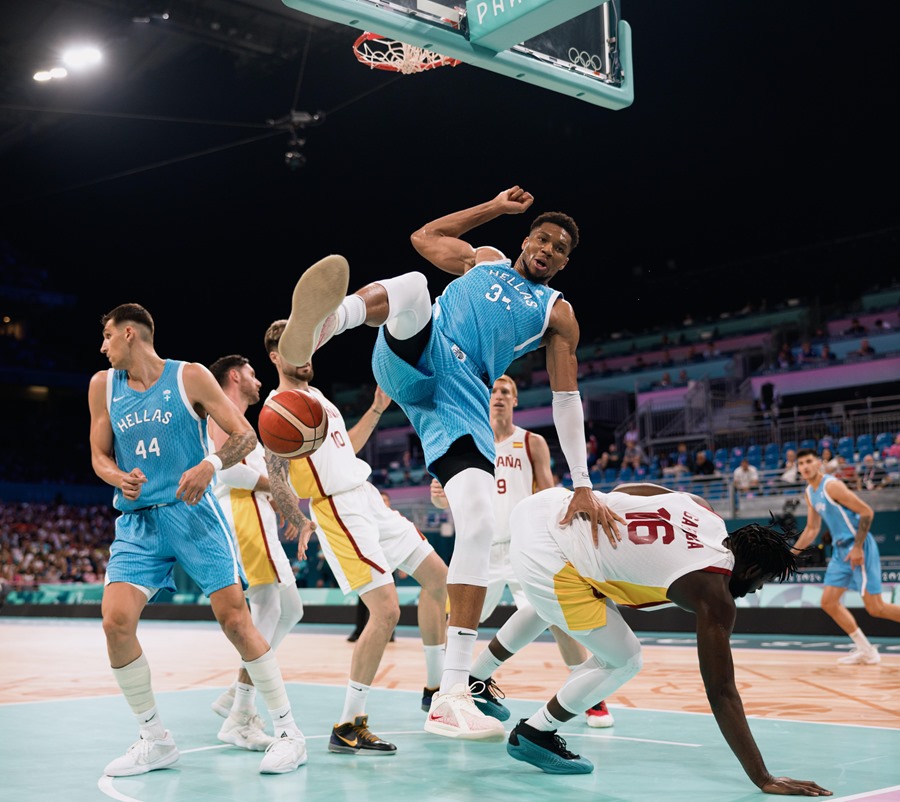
207,355,305,750
263,319,448,755
793,448,900,664
503,483,831,796
277,185,622,740
431,375,613,727
88,304,307,777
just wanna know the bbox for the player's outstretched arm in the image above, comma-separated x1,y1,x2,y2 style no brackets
669,572,831,796
347,385,391,453
410,186,533,276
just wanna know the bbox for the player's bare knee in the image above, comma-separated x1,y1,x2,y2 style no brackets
863,597,885,617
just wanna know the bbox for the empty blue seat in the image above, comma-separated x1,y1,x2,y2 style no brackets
604,468,618,484
799,438,816,452
782,441,798,459
746,444,762,468
875,432,893,453
857,434,873,451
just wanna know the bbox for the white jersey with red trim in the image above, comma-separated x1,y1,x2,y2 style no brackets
493,425,536,544
536,487,734,609
267,387,372,500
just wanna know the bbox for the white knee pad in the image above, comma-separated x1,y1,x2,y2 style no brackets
443,468,495,586
377,272,432,340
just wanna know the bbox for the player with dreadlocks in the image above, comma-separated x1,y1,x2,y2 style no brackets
492,483,831,796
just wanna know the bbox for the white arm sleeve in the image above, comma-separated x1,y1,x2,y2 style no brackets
552,391,591,488
217,462,262,491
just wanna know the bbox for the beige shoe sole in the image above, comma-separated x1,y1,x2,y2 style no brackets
279,254,350,366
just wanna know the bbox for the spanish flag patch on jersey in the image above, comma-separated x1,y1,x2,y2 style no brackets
513,441,524,448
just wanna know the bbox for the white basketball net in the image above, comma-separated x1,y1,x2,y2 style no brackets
353,33,460,75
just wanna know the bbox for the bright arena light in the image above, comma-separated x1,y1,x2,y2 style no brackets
61,46,103,70
49,67,68,79
33,70,53,82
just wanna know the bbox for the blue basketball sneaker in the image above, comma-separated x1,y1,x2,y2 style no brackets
468,676,511,721
507,719,593,775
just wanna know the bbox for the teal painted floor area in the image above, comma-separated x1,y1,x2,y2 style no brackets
1,682,898,801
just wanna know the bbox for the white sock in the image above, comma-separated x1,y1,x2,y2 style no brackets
334,295,367,336
525,705,569,733
849,627,873,650
243,650,299,737
340,680,371,724
377,272,432,340
232,682,257,715
424,643,445,690
136,704,167,740
441,627,478,693
470,645,504,681
113,653,165,737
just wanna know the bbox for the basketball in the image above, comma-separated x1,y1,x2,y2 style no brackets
258,389,328,459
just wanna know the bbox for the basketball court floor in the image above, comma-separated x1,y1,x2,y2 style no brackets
1,618,898,801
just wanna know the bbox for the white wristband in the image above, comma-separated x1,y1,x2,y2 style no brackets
552,390,592,489
203,454,223,472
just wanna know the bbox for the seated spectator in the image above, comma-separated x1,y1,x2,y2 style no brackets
732,458,760,494
653,371,673,389
820,447,840,474
623,439,646,466
796,341,818,365
779,449,800,485
873,318,892,332
850,338,876,358
883,433,900,460
832,455,858,484
598,442,622,474
658,350,674,368
691,450,717,477
676,369,690,386
843,317,867,336
774,342,795,370
703,342,720,360
818,343,837,364
586,435,600,470
857,453,890,491
662,442,692,478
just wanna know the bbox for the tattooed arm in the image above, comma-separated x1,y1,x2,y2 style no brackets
265,448,316,560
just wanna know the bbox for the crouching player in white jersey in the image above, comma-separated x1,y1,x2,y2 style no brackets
263,319,449,756
431,375,613,727
504,483,832,796
207,355,305,750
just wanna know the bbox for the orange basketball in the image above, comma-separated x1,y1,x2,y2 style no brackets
258,389,328,459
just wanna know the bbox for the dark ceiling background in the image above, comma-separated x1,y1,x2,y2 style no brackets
1,0,898,391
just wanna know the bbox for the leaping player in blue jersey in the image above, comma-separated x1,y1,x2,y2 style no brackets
88,303,307,777
278,185,624,741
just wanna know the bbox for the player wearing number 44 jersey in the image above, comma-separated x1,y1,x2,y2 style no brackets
504,484,831,796
89,304,307,778
263,319,449,756
277,185,622,741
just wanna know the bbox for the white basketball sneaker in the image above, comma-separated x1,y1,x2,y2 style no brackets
279,254,350,366
104,731,179,777
211,686,236,718
259,732,308,774
585,700,615,728
424,683,506,741
218,711,276,751
837,646,880,665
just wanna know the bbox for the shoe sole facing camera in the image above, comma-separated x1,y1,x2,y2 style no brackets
279,254,349,366
259,739,308,774
506,735,593,775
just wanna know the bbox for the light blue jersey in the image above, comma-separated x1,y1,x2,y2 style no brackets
107,360,211,511
806,474,881,593
104,360,245,596
373,258,561,467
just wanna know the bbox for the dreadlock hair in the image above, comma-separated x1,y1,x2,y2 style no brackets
727,517,798,583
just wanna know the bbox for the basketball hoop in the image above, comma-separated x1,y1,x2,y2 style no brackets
352,31,461,75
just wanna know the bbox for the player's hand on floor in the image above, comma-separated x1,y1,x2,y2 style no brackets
761,776,832,796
